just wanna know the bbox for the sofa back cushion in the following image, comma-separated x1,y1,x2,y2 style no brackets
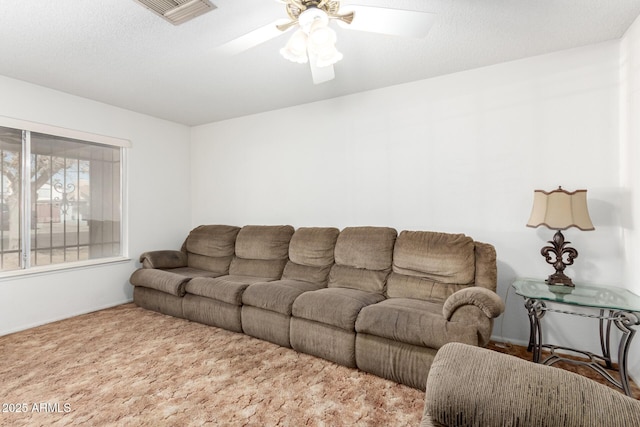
184,225,241,274
473,241,498,292
386,230,485,301
282,227,340,284
328,226,397,294
229,225,295,279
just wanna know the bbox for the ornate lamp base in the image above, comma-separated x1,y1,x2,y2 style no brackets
541,230,577,287
546,271,575,286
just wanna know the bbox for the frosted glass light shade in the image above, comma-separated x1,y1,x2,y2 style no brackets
308,22,342,68
308,21,335,47
280,29,308,64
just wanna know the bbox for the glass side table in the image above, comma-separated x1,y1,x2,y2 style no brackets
512,278,640,396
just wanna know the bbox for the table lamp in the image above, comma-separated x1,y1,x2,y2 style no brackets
526,186,595,286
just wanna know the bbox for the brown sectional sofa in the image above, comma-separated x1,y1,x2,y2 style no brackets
130,224,505,390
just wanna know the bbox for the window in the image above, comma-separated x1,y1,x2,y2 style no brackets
0,118,129,274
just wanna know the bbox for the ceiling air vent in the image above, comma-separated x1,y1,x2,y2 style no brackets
133,0,216,25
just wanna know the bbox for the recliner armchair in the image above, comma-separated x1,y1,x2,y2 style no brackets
421,342,640,427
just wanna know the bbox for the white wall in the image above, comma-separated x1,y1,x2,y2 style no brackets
621,15,640,379
0,76,192,335
192,41,629,369
621,17,640,296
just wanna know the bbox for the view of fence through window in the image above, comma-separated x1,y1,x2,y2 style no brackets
0,126,122,272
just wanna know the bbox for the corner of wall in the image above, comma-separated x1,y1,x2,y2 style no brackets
619,12,640,386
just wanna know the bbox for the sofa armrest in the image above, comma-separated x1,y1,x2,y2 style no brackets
422,342,640,427
129,268,190,297
442,287,504,321
139,250,187,269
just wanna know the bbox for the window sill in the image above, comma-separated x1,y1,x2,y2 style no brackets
0,257,132,281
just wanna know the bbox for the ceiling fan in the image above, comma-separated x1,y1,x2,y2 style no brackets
216,0,436,84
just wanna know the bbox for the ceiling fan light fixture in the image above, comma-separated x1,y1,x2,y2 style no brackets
308,19,335,45
307,24,342,67
280,29,309,64
298,7,329,33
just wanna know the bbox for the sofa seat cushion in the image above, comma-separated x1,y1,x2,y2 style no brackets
355,298,479,348
292,287,385,331
185,275,275,306
242,280,325,315
386,272,472,303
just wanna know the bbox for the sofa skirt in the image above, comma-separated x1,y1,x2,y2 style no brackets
290,317,356,368
133,286,184,319
182,294,243,333
355,333,438,390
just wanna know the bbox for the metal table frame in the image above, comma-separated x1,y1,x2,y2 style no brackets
525,298,639,396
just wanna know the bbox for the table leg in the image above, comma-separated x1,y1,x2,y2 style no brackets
599,309,613,369
613,311,639,396
525,299,546,363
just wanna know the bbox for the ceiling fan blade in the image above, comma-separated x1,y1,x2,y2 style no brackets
330,11,355,25
276,20,299,32
336,5,436,38
214,19,291,56
309,58,335,84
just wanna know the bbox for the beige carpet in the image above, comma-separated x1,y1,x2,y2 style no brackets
0,304,425,426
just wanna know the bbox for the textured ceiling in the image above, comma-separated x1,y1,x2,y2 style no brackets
0,0,639,126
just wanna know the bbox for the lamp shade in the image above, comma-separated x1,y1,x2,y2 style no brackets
306,17,343,68
526,187,595,231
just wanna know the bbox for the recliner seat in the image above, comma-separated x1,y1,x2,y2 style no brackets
130,224,241,317
182,225,294,332
241,227,340,348
355,230,504,389
289,226,397,368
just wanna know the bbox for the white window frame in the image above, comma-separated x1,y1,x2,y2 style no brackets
0,116,131,278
